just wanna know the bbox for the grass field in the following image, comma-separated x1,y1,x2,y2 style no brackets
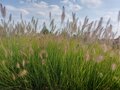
0,3,120,90
0,35,120,90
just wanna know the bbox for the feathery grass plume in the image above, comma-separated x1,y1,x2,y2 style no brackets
98,72,103,78
1,6,6,18
8,14,12,22
117,11,120,32
81,16,89,35
18,69,28,77
111,63,117,71
29,47,34,56
12,73,16,81
20,50,27,59
95,17,103,33
71,12,78,33
91,17,103,40
97,17,103,28
96,55,104,63
84,51,90,61
16,62,20,69
39,49,48,60
87,21,93,32
50,19,56,33
64,46,68,55
41,59,46,65
106,18,111,27
49,12,56,34
93,20,97,29
118,11,120,24
101,44,109,53
77,21,82,35
66,19,70,28
0,3,2,11
61,6,65,24
113,36,120,49
72,12,76,23
20,13,23,21
107,24,113,37
1,60,5,66
49,11,51,21
103,24,113,42
84,21,93,40
29,16,38,33
22,60,26,67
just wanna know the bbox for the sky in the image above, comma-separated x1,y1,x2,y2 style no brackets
0,0,120,35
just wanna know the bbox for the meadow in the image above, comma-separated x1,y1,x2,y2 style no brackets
0,4,120,90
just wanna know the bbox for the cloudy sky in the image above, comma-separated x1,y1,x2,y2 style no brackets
0,0,120,34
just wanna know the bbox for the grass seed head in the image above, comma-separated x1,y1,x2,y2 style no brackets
98,72,103,78
118,10,120,23
61,6,65,24
29,47,34,56
49,12,51,20
18,69,28,77
16,62,20,69
2,60,5,66
22,60,26,67
96,55,104,63
101,44,108,53
9,14,12,22
12,73,16,81
1,6,6,18
42,59,46,65
111,63,117,71
39,50,48,60
85,51,90,61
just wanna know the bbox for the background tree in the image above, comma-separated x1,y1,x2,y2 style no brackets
41,22,49,34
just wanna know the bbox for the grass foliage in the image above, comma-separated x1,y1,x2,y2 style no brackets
0,36,120,90
0,3,120,90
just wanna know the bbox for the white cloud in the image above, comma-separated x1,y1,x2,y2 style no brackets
19,9,29,15
6,5,29,16
61,0,82,12
31,2,62,17
50,5,62,15
81,0,102,8
40,1,48,6
37,12,46,16
19,0,25,4
33,3,48,9
61,0,77,3
103,10,119,23
50,5,60,10
60,0,69,4
6,5,17,11
71,4,82,11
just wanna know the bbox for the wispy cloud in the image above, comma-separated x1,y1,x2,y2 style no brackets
31,2,62,19
60,0,69,4
61,0,82,12
19,9,29,15
81,0,102,8
37,12,46,16
6,5,29,15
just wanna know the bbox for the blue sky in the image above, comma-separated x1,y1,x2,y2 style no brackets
0,0,120,34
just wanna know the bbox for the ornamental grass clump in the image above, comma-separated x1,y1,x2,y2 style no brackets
0,3,119,90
